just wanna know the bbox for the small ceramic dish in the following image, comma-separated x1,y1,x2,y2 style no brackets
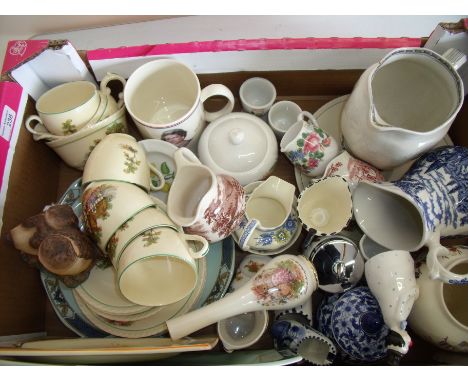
232,181,301,256
198,112,278,186
138,139,178,203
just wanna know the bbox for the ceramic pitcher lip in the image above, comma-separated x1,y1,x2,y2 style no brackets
124,59,201,129
368,48,464,135
353,180,427,252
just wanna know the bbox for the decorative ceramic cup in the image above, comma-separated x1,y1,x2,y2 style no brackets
341,47,465,170
41,106,128,170
26,73,126,136
117,227,208,306
239,77,276,116
298,176,353,237
271,314,337,365
268,101,302,137
167,148,246,243
236,176,297,253
323,151,384,191
82,133,165,192
409,246,468,352
82,180,155,251
359,235,390,261
365,250,419,360
124,59,235,147
106,205,179,267
281,111,339,177
352,146,468,284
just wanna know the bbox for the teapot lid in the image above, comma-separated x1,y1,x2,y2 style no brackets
198,112,278,186
304,235,364,293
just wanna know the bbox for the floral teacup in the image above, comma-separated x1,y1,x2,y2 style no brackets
281,111,339,177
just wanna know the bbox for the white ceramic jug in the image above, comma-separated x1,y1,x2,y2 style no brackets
341,48,465,170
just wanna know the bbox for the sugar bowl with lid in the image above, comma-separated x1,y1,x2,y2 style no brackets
198,112,278,186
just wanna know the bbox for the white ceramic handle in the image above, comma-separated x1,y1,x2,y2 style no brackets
100,72,127,107
442,48,467,71
238,219,259,251
201,84,235,123
298,111,319,129
174,147,202,169
181,233,209,259
147,162,166,192
25,115,58,141
426,234,468,284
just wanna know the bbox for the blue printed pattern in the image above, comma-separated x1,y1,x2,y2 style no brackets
255,215,297,247
324,287,388,362
395,146,468,233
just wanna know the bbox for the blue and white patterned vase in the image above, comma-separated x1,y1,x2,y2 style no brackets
353,146,468,284
316,287,389,364
271,313,337,365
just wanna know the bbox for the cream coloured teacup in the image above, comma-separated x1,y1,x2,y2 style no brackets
117,227,209,306
124,58,235,148
106,205,179,267
25,73,126,137
82,133,165,192
82,180,156,251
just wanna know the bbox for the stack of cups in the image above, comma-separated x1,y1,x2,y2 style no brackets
24,73,129,170
81,133,208,307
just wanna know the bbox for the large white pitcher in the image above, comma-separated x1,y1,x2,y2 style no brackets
341,48,465,170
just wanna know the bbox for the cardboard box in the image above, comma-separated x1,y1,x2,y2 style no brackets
0,20,467,365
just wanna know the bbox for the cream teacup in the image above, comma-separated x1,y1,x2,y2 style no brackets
82,133,165,192
281,111,339,177
25,73,126,137
298,176,353,237
82,180,155,251
106,205,179,267
239,77,276,116
268,100,302,137
124,59,235,147
117,227,209,306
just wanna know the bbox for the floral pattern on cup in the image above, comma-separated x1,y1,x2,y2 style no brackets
141,229,161,247
62,119,77,135
242,215,297,247
252,259,306,307
286,126,332,174
82,183,117,242
121,144,141,174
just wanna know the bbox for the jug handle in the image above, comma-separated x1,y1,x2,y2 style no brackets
238,219,259,251
426,231,468,284
100,72,126,108
147,162,166,192
298,111,320,129
442,48,467,72
181,233,209,259
174,147,202,169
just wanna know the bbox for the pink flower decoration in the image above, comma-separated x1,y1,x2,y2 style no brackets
308,157,320,169
271,268,294,286
322,137,331,147
303,132,321,154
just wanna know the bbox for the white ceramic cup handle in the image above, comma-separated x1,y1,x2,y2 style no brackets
442,48,467,71
25,115,45,136
426,231,468,284
201,84,235,122
174,147,202,169
298,111,319,128
147,162,166,192
25,115,58,141
182,234,209,259
100,72,127,107
238,219,259,251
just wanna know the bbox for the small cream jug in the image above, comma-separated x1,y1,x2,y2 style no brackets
341,48,466,170
237,176,296,251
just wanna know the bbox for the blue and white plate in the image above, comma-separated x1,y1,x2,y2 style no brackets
41,178,235,338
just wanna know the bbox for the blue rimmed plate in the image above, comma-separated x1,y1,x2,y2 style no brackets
41,178,235,338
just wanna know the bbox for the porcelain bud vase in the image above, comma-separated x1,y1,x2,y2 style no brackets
167,148,246,243
353,146,468,284
166,254,318,340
